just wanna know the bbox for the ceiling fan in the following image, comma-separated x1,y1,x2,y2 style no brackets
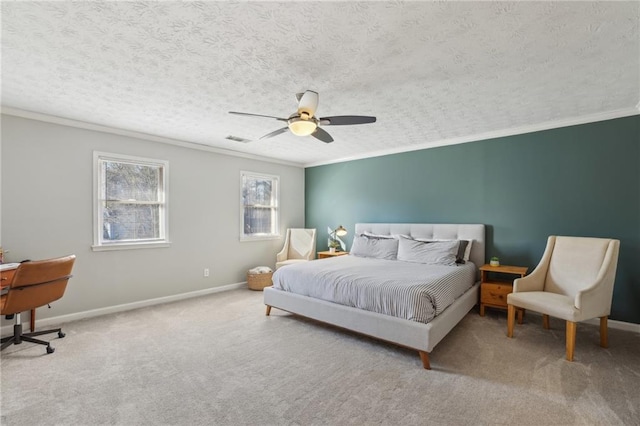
229,90,376,143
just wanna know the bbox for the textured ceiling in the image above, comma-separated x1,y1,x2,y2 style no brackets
2,1,639,166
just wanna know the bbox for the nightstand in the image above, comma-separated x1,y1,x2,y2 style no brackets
317,251,349,259
479,264,528,318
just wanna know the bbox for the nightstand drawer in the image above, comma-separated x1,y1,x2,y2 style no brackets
479,264,527,317
480,283,512,307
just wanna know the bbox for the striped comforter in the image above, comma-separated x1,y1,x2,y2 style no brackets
271,255,477,324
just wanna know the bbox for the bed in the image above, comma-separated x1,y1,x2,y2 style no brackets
263,223,485,369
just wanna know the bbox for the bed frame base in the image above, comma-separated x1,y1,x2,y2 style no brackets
266,303,433,369
264,282,478,369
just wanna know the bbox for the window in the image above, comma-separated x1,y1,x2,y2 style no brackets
241,171,279,241
93,152,169,250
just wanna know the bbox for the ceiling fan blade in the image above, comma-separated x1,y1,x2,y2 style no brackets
311,127,334,143
319,115,377,126
297,90,319,117
229,111,288,122
259,127,289,140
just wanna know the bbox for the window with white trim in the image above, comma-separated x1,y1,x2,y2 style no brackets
93,152,169,250
241,171,279,241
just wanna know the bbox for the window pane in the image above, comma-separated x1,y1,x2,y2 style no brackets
242,177,272,206
94,152,169,249
103,202,160,241
105,161,160,202
241,172,278,239
243,207,273,235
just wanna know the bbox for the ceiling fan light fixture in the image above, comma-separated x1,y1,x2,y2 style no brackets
230,90,376,143
288,117,317,136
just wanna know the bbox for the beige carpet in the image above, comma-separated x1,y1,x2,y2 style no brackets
1,289,638,425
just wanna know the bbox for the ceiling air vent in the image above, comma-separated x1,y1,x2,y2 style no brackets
225,135,252,143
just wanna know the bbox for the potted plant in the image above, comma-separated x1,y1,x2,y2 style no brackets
490,256,500,267
328,238,340,253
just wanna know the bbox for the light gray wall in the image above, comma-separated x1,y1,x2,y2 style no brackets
1,114,305,321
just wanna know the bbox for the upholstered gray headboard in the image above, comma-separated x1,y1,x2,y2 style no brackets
354,223,486,276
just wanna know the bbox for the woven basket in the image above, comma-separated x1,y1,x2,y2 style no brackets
247,271,273,291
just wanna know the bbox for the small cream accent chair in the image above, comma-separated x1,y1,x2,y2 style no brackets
276,228,317,270
507,236,620,361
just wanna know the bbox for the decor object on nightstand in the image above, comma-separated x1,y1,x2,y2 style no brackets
328,225,348,253
490,256,500,266
247,266,273,291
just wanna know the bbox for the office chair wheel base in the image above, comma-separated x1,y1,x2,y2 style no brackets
58,331,65,338
46,345,55,354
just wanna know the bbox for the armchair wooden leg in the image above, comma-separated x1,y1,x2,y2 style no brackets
517,308,524,324
566,321,577,361
543,314,550,330
265,305,272,316
600,316,608,348
507,304,516,338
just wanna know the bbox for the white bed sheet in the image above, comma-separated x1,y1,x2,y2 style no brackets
271,255,476,324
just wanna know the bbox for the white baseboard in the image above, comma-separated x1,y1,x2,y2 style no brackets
1,281,247,335
583,317,640,333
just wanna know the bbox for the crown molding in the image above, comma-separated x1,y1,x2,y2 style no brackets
0,107,305,168
304,107,640,168
3,106,638,170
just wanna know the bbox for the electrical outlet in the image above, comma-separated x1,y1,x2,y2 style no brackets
203,268,210,277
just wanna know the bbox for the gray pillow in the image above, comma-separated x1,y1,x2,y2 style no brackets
397,237,459,265
455,240,469,264
412,237,469,263
350,234,399,260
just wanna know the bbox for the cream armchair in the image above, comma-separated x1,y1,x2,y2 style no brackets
276,228,317,269
507,236,620,361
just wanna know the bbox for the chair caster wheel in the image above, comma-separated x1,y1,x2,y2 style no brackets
58,331,65,338
46,346,55,354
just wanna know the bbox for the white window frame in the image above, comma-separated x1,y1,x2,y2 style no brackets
240,171,280,241
92,151,170,251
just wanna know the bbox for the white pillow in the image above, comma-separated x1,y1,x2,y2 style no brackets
350,234,399,260
397,237,459,265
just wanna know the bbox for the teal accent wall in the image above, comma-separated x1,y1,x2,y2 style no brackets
305,116,640,324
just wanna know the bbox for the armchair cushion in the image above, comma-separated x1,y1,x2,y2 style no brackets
507,291,580,321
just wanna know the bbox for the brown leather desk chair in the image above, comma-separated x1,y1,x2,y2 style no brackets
1,255,76,354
